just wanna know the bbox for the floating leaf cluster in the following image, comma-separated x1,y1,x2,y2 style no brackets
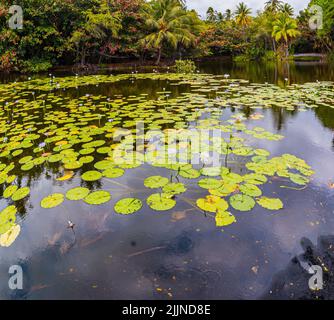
0,73,319,246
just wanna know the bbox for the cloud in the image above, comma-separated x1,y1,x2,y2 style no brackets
186,0,309,17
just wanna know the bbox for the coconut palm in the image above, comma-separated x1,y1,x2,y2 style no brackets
141,0,202,64
272,14,300,57
235,2,252,27
265,0,283,13
280,3,294,16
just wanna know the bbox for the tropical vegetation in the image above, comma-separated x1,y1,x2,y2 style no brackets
0,0,333,72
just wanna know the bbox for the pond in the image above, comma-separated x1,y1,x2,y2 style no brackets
0,59,334,300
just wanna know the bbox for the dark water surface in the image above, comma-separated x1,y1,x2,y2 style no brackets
0,59,334,300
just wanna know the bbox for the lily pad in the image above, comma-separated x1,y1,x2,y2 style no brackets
3,185,18,199
196,195,229,213
11,187,30,201
114,198,142,215
239,184,262,197
0,224,21,247
0,205,17,234
147,193,176,211
215,211,236,227
41,193,64,209
66,187,90,201
162,183,187,195
257,197,283,210
103,168,125,178
144,176,169,189
84,191,111,205
81,170,102,182
229,194,255,212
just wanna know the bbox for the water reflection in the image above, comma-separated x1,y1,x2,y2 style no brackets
198,58,334,85
263,235,334,300
1,64,334,299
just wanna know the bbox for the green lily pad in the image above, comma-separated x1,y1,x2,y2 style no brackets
243,173,267,185
257,197,283,210
198,178,223,190
289,174,309,185
215,211,236,227
222,172,243,184
3,185,18,199
239,184,262,197
230,194,255,212
84,191,111,205
94,160,114,170
200,167,221,176
41,193,64,209
162,183,187,195
64,161,83,170
144,176,169,189
11,187,30,201
103,168,125,178
0,205,17,234
147,193,176,211
81,170,102,182
114,198,142,215
197,195,229,213
66,187,90,201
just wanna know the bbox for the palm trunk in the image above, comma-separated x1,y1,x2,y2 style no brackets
156,47,162,65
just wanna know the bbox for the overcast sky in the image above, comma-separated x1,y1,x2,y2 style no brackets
186,0,310,17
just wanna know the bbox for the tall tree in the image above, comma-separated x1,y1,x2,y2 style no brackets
280,3,294,16
235,2,252,27
141,0,203,64
265,0,283,13
272,14,300,57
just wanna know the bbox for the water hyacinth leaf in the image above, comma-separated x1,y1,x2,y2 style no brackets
11,187,30,201
147,193,176,211
257,197,283,210
196,195,229,213
215,211,236,227
144,176,169,189
81,170,102,182
66,187,90,201
230,194,255,212
0,225,20,247
84,191,111,205
41,193,64,209
114,198,142,215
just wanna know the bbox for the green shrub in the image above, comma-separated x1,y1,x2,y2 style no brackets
21,58,52,73
175,59,197,74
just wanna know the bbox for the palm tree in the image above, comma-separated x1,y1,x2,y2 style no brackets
265,0,283,13
280,3,294,16
224,9,232,21
272,14,300,57
235,2,252,27
141,0,202,64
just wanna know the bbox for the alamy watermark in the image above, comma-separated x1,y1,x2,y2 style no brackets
8,265,23,290
8,5,23,30
309,5,323,31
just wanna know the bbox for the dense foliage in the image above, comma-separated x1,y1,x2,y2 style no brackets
0,0,333,72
